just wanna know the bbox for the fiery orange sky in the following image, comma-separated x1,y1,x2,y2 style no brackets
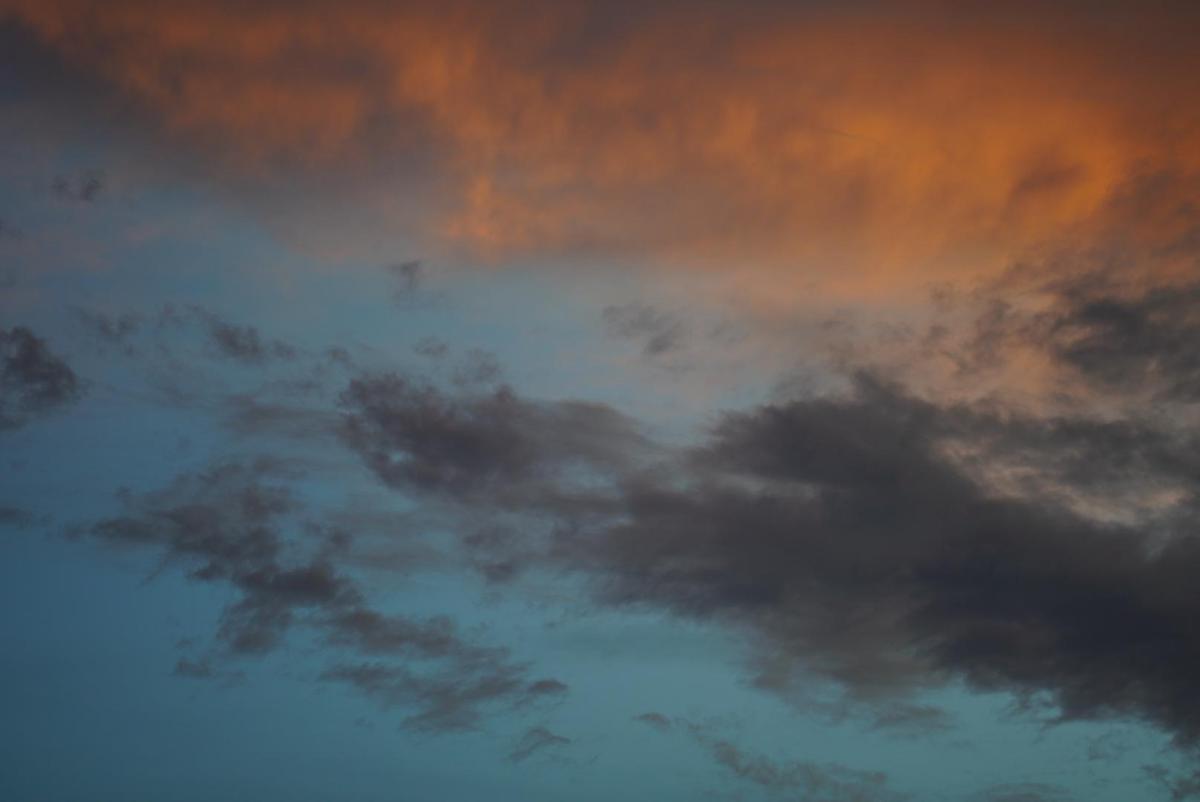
8,0,1200,295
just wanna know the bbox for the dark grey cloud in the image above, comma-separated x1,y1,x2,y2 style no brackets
319,662,563,733
90,460,348,654
1047,282,1200,402
223,394,341,441
635,712,903,800
508,726,571,763
72,304,302,371
73,307,143,354
633,711,672,731
569,375,1200,740
526,678,569,697
172,657,245,683
86,459,566,731
948,275,1200,405
865,703,953,737
173,658,214,679
386,260,423,303
450,349,502,388
51,170,104,202
194,308,297,364
0,505,36,529
1,325,84,429
338,373,649,501
1144,764,1200,801
75,308,141,341
705,740,901,802
59,285,1200,753
683,722,904,802
332,358,1200,743
602,302,685,357
972,784,1075,802
414,337,448,359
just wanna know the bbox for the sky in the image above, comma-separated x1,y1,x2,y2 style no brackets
2,2,1200,800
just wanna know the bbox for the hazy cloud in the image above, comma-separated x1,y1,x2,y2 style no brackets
508,726,571,763
0,325,84,430
86,458,564,731
602,303,686,357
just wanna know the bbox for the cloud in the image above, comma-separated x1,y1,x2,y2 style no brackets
636,712,903,799
193,308,297,364
323,346,1200,742
1144,764,1200,801
632,711,672,731
51,169,104,202
54,280,1200,751
72,305,302,369
972,784,1075,802
572,374,1200,739
865,703,953,737
664,720,905,802
337,372,649,500
1038,281,1200,404
86,458,566,731
72,307,142,351
0,325,84,430
705,739,901,802
386,260,424,303
0,505,36,529
508,726,571,763
602,303,686,357
7,1,1200,287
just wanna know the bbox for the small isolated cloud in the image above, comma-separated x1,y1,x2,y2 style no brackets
0,506,36,530
51,170,104,202
386,261,424,303
973,783,1075,802
73,308,142,354
633,712,672,732
602,303,686,357
414,337,448,359
194,308,297,364
867,703,954,737
691,726,904,802
508,726,571,763
0,326,84,430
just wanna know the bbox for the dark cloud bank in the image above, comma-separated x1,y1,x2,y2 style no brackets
325,280,1200,748
66,277,1200,776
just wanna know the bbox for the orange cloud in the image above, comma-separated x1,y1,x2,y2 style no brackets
5,0,1199,294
